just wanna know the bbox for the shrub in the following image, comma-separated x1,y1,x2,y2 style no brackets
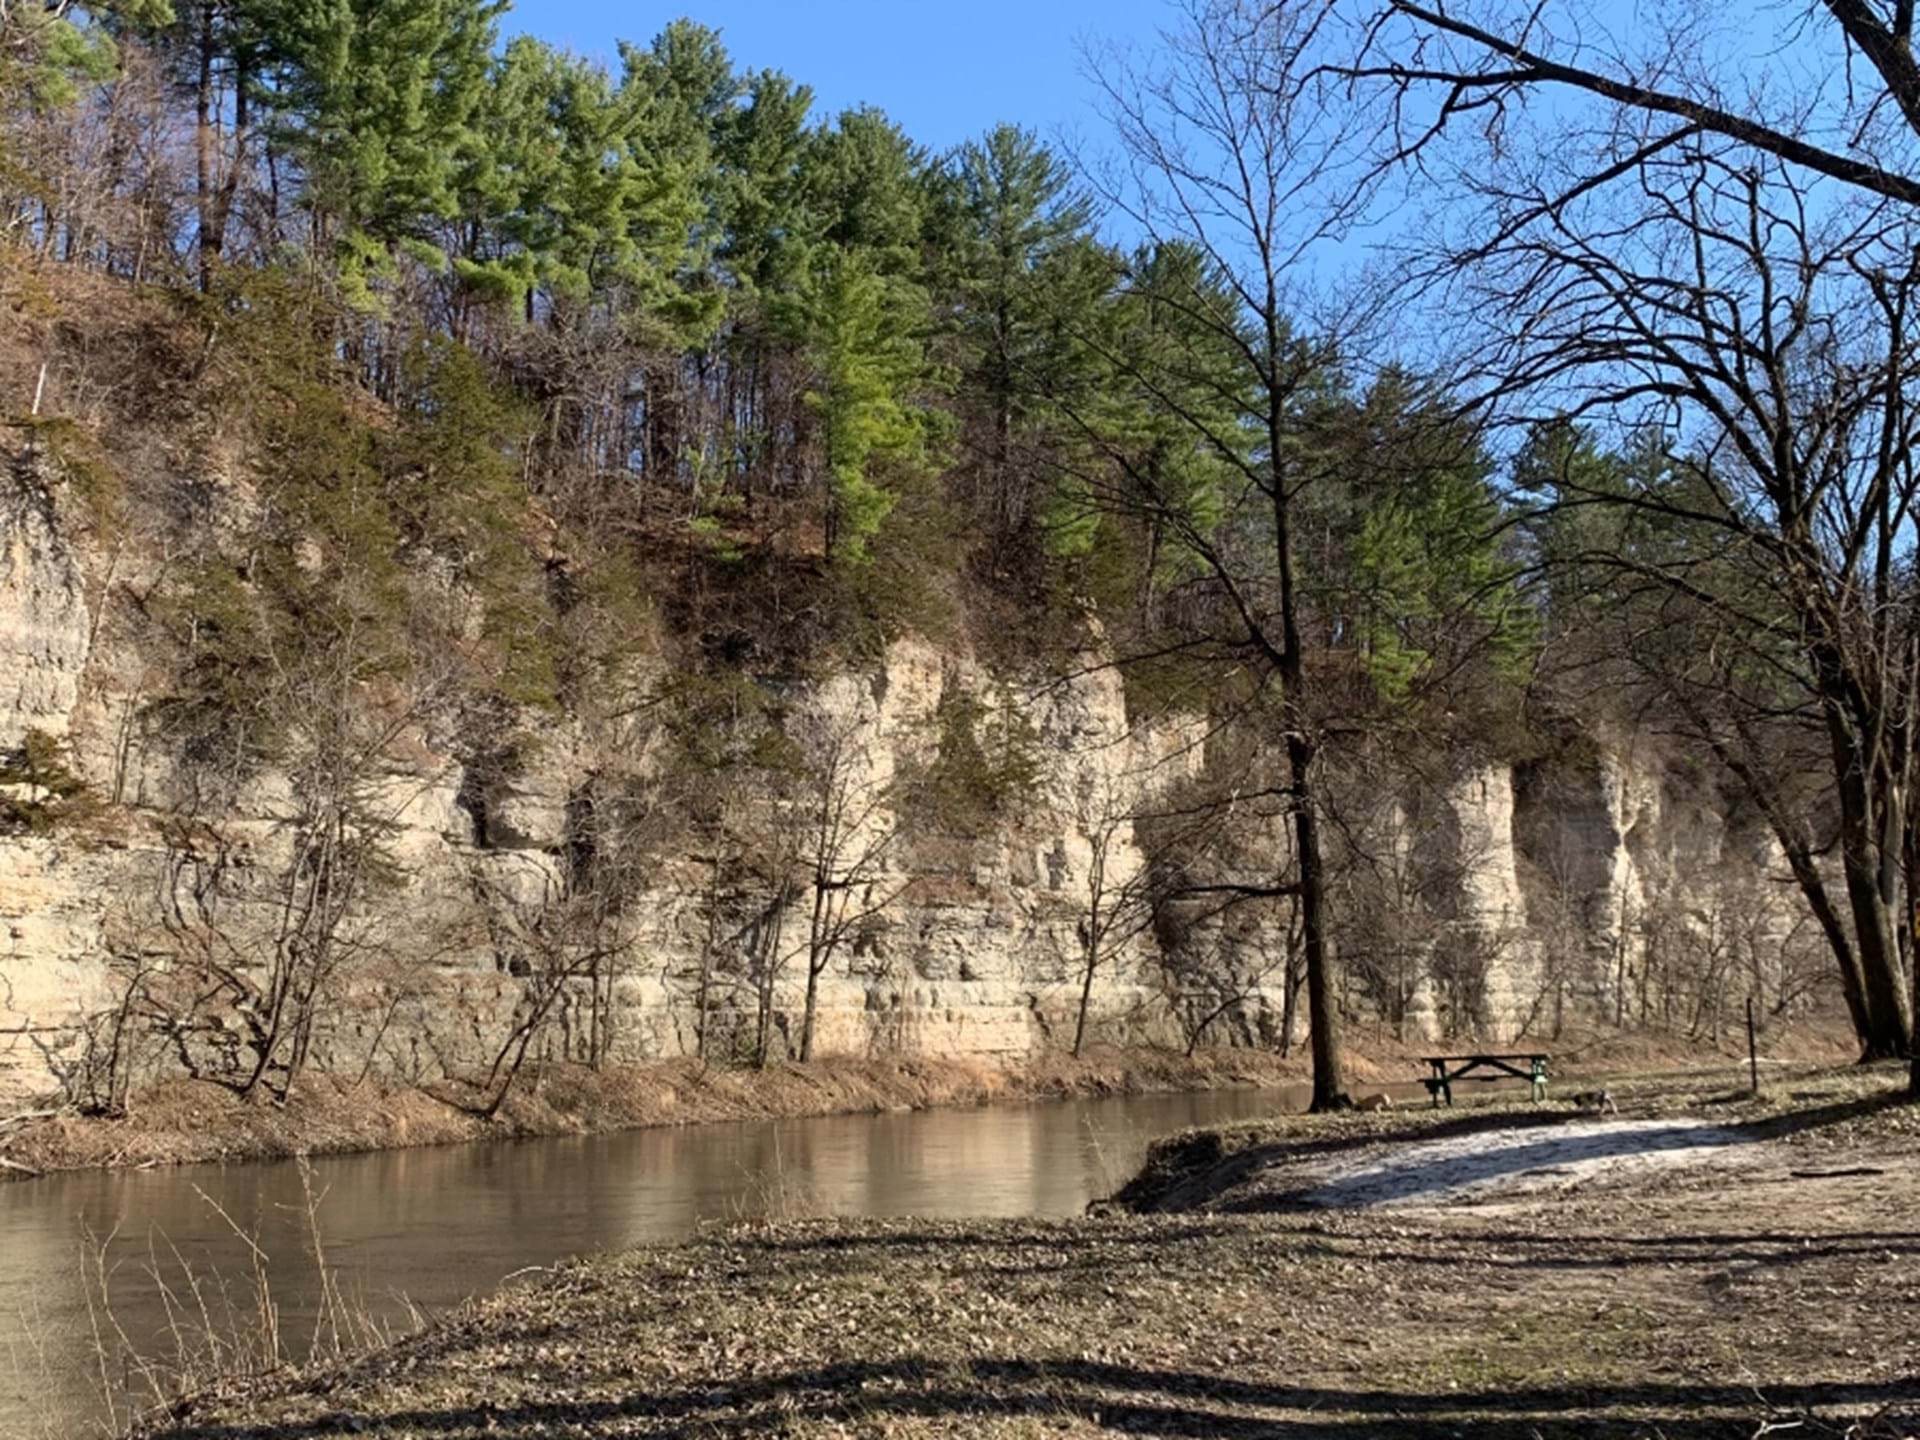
0,728,94,834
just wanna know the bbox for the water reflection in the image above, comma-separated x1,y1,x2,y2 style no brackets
0,1083,1319,1431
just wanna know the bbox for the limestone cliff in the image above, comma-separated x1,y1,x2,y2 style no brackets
0,451,1823,1105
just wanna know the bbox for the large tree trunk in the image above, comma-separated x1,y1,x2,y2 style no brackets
1830,708,1916,1058
1291,733,1345,1109
1271,398,1346,1111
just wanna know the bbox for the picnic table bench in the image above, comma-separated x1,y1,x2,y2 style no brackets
1422,1053,1550,1107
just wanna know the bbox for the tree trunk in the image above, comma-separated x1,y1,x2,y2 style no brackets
752,888,788,1070
195,2,216,289
1831,711,1916,1058
1291,738,1345,1110
800,961,821,1063
1270,390,1346,1111
1072,940,1098,1057
1696,718,1880,1053
799,881,829,1063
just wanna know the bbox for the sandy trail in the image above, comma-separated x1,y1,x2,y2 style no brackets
1300,1117,1755,1209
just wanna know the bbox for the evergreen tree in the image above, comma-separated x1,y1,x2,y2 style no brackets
1301,373,1533,705
716,68,817,306
932,124,1099,537
0,0,171,107
260,0,504,306
804,107,927,273
801,248,943,564
1053,241,1251,590
614,20,733,346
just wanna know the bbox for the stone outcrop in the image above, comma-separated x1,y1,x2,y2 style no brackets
0,459,1820,1104
0,464,90,744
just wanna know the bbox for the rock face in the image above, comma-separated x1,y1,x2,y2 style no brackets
0,468,1820,1104
0,466,91,744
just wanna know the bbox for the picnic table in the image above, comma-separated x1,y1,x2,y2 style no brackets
1422,1053,1550,1107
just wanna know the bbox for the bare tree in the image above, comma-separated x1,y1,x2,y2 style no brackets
126,620,453,1104
786,708,905,1064
1066,769,1161,1056
460,853,631,1117
1325,2,1920,210
1279,0,1920,1073
1072,0,1400,1108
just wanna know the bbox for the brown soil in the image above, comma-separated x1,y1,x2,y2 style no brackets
124,1064,1919,1440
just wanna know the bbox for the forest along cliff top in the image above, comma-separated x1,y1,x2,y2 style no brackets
122,1066,1920,1440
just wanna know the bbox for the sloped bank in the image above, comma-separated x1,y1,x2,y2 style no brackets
0,1045,1347,1179
1111,1058,1907,1214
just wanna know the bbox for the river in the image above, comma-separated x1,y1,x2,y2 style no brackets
0,1082,1338,1434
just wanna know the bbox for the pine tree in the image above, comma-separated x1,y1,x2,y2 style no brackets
1298,372,1534,705
804,107,927,274
259,0,504,306
614,20,733,346
0,0,172,108
1053,241,1251,595
716,68,817,305
801,248,942,564
931,124,1099,537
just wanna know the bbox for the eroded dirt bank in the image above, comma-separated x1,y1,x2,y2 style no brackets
119,1065,1920,1440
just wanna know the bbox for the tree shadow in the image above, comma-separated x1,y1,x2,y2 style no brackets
1219,1120,1757,1212
1739,1090,1914,1141
730,1216,1238,1259
1290,1222,1920,1273
150,1357,1920,1439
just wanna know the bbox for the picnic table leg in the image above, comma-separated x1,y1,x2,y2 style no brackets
1442,1078,1453,1107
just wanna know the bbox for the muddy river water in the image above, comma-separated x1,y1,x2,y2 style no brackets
0,1083,1351,1433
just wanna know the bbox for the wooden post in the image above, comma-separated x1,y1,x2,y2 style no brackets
1746,995,1759,1095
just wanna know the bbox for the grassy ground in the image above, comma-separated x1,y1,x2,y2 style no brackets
124,1063,1920,1440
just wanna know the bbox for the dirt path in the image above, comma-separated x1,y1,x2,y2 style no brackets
1297,1117,1754,1209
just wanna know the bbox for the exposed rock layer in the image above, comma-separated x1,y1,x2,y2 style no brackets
0,463,1812,1102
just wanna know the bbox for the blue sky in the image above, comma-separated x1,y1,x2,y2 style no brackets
503,1,1169,154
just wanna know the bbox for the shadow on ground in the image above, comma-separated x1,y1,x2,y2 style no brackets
1244,1119,1750,1212
149,1358,1919,1440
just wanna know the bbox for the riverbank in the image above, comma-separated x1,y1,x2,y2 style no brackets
123,1064,1919,1439
0,1023,1861,1180
0,1047,1333,1180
